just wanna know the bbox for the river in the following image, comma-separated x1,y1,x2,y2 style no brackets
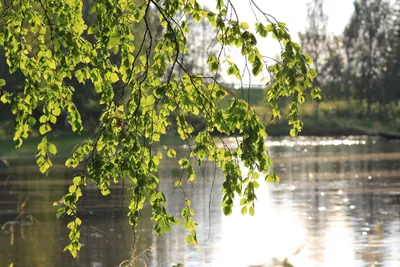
1,136,400,267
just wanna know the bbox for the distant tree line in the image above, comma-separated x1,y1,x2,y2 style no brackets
300,0,400,120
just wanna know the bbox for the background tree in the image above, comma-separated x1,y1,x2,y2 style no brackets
181,15,220,77
297,0,400,125
299,0,327,117
321,35,346,101
384,0,400,103
343,0,392,117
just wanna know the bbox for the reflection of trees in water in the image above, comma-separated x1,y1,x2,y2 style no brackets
0,168,156,267
2,156,222,266
66,183,155,267
0,168,67,266
1,167,40,247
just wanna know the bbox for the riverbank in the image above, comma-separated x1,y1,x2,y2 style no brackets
265,116,400,137
1,116,398,157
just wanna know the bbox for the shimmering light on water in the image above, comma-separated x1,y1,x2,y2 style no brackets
218,189,306,266
2,136,400,266
220,136,372,149
323,222,356,266
265,137,368,147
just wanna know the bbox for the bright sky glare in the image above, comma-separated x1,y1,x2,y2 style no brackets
245,0,355,36
209,0,355,37
201,0,355,85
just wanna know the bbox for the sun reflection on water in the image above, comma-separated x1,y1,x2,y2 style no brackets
216,173,310,267
266,138,368,148
216,136,372,149
322,221,356,267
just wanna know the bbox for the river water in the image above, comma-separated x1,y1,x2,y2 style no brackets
1,136,400,267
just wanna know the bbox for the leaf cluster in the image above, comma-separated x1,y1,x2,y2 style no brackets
0,0,316,257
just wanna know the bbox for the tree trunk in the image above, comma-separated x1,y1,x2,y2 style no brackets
366,79,372,118
314,100,320,119
366,32,373,118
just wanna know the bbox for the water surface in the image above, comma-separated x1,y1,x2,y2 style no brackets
1,136,400,267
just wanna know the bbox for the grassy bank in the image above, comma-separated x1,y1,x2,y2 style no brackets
0,132,188,169
252,93,400,136
1,90,399,160
0,132,88,157
266,117,377,136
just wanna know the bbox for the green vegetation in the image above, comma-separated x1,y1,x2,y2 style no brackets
298,0,400,132
0,0,318,259
0,133,86,157
255,97,400,136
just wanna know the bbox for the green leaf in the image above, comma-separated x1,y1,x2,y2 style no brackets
207,54,219,72
152,155,160,166
39,162,50,173
227,63,241,80
108,37,118,48
249,206,255,216
0,79,6,86
48,60,56,70
75,217,82,225
0,94,9,103
278,22,287,28
193,106,199,115
191,231,198,245
241,206,248,215
255,22,268,37
144,95,155,106
240,22,249,29
186,235,193,244
152,133,160,142
27,117,36,126
223,206,232,216
73,176,82,185
110,73,119,83
167,149,176,158
266,173,280,183
252,56,263,76
39,124,47,135
69,185,77,193
311,87,322,99
178,158,190,169
48,143,57,155
187,166,195,181
52,107,61,116
49,115,57,124
39,115,47,123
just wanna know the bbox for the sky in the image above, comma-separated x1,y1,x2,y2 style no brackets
243,0,355,36
201,0,356,85
208,0,355,37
